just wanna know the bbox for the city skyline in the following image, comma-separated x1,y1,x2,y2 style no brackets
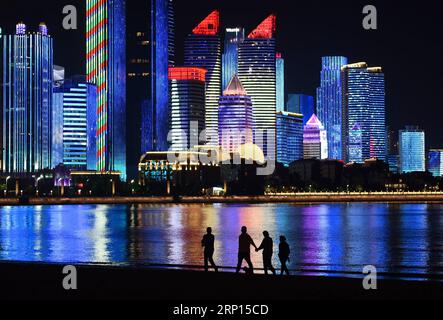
0,0,440,148
1,0,443,307
0,1,441,182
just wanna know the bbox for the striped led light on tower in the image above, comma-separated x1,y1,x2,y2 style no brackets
169,67,207,151
185,10,221,146
238,14,277,160
86,0,127,179
87,0,108,172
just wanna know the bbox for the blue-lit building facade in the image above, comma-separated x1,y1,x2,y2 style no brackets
184,11,221,146
142,0,175,153
399,126,425,173
428,149,443,177
276,53,285,113
277,111,303,166
238,15,277,160
348,123,363,163
52,76,97,170
1,23,53,173
222,27,244,91
316,56,348,160
218,75,253,154
387,155,399,174
86,0,127,179
287,94,314,126
341,63,386,163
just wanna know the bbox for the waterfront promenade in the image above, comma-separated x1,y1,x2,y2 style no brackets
0,261,442,300
1,192,443,206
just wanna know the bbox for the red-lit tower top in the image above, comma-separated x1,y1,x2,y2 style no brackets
168,67,207,82
248,14,276,39
192,10,220,35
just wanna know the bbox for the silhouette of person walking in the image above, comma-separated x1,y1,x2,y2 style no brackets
236,226,257,274
256,231,276,275
201,227,218,272
278,235,290,275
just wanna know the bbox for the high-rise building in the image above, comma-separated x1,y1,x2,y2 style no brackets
142,0,175,154
386,127,399,174
238,15,277,159
222,27,244,91
348,123,363,163
287,94,314,126
86,0,127,179
428,149,443,177
399,126,425,173
169,67,206,151
316,56,348,160
387,155,399,174
277,111,303,166
184,10,221,145
1,23,53,173
387,127,398,155
218,75,253,154
341,63,386,163
126,0,150,177
52,76,97,170
276,53,285,113
303,114,328,160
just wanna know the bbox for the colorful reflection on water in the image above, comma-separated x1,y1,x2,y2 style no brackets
0,203,442,276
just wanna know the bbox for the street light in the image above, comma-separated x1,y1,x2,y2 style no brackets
130,179,136,195
57,178,64,197
110,179,116,196
4,176,11,197
36,175,43,196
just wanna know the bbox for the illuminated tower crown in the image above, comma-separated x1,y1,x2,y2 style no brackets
192,10,220,35
248,14,276,39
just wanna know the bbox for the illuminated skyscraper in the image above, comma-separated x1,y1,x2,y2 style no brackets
399,126,425,173
276,53,285,113
316,56,348,160
303,114,328,160
222,27,244,91
348,123,363,163
218,75,253,153
341,63,386,163
126,0,149,177
386,127,399,173
428,149,443,177
142,0,175,153
277,112,303,166
1,23,53,173
169,67,206,151
287,94,314,126
86,0,126,179
52,76,97,170
184,10,221,145
238,15,277,159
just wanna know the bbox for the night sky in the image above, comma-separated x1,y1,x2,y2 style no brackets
1,0,442,148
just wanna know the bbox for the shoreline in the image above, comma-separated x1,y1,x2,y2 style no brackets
1,193,443,206
0,261,442,300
